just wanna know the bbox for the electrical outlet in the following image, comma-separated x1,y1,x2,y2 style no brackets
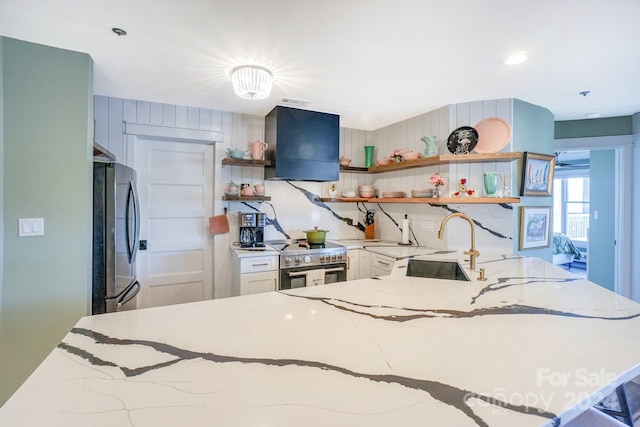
421,221,434,232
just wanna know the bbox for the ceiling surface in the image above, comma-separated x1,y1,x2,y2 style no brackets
1,0,639,130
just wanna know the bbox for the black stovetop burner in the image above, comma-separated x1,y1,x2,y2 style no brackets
268,239,344,253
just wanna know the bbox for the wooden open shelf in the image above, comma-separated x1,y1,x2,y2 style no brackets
222,158,272,167
222,195,271,201
340,165,369,173
317,197,519,204
338,152,522,174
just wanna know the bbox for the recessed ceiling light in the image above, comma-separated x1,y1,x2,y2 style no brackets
111,28,127,36
504,52,527,65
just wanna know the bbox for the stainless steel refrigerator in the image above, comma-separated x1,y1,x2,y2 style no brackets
92,162,141,314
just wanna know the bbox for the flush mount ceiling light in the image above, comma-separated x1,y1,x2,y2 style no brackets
504,52,527,65
231,66,273,100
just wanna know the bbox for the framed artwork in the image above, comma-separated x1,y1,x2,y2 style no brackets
520,152,555,196
519,206,552,250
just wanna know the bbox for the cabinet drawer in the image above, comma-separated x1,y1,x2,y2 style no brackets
240,256,278,273
370,253,395,273
370,265,392,277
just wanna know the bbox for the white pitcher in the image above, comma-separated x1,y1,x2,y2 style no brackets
248,140,268,160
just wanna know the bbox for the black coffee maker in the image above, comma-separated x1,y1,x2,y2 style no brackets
239,212,266,248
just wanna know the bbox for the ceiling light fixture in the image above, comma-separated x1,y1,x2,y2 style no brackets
504,52,527,65
231,66,273,100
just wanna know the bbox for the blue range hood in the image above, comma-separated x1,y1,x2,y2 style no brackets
264,106,340,182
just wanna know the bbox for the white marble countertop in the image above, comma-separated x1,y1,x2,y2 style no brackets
233,245,279,257
330,239,438,259
2,253,640,427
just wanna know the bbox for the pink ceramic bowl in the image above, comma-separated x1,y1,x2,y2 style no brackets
376,157,393,166
339,156,352,167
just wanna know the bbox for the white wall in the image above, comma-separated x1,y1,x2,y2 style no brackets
94,96,264,299
632,113,640,301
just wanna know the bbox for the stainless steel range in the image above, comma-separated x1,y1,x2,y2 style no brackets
268,240,348,290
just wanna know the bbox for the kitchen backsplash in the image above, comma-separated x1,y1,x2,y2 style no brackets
228,179,514,254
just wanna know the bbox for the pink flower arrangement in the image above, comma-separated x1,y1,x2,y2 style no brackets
430,173,446,188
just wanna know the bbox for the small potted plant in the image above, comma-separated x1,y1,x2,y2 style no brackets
430,173,446,197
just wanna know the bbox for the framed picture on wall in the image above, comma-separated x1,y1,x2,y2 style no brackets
520,152,556,196
519,206,552,250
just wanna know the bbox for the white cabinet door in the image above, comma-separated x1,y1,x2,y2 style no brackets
347,249,360,281
359,250,371,279
240,271,278,295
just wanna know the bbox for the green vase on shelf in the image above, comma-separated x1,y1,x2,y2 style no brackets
364,146,374,167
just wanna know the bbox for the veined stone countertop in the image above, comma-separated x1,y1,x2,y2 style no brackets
232,245,279,257
1,253,640,427
331,239,445,259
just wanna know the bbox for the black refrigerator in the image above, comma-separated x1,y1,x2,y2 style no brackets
92,162,141,314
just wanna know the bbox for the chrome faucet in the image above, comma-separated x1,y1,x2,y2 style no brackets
438,212,480,271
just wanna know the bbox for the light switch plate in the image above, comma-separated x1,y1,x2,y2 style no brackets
18,218,44,237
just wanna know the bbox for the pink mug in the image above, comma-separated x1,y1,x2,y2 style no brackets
248,140,268,160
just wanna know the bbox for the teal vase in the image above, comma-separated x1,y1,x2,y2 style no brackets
484,172,498,197
364,146,374,167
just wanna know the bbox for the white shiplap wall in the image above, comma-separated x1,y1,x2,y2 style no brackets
93,95,265,300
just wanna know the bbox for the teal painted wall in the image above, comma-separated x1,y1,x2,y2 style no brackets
588,150,616,291
555,116,632,139
0,37,93,405
512,99,555,260
0,40,4,312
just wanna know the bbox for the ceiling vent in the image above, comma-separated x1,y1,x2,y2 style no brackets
281,98,310,107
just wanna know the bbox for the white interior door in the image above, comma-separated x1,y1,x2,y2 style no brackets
137,138,213,308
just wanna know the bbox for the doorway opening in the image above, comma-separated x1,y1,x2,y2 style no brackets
554,135,633,297
553,151,589,278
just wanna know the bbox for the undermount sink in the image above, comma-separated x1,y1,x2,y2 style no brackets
405,259,470,281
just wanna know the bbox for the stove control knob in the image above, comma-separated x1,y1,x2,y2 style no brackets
337,253,344,260
284,257,293,265
331,254,337,262
319,255,325,263
303,255,312,263
295,256,301,264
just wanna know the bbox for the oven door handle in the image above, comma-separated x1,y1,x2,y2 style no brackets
288,270,309,278
324,267,345,273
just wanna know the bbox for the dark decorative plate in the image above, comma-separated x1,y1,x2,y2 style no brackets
447,126,479,154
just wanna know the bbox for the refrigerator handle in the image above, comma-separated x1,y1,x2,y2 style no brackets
126,180,141,263
131,180,141,262
114,280,141,308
